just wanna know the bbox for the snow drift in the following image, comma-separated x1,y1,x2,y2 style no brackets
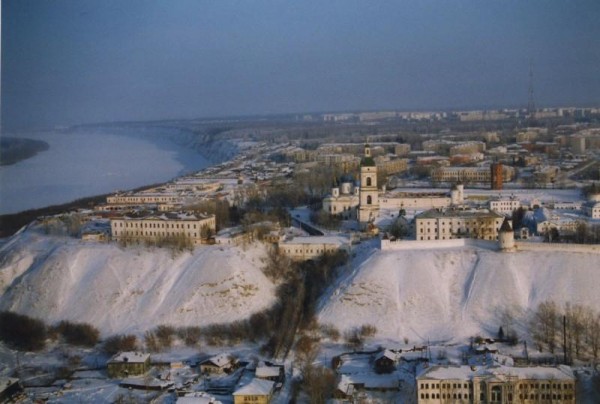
0,229,275,336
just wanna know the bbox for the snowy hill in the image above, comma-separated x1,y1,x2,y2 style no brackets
318,245,600,343
0,229,275,336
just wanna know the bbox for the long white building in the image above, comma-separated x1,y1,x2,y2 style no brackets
278,236,350,261
417,364,575,404
111,212,216,245
415,208,505,241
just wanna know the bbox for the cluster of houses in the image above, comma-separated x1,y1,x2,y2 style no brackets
105,351,284,403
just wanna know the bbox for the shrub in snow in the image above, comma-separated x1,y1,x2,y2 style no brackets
0,311,47,351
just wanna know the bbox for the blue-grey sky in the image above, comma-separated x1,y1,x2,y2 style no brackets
2,0,599,130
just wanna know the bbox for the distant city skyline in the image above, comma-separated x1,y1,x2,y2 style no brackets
2,0,599,131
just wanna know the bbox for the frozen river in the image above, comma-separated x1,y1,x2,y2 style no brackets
0,127,209,215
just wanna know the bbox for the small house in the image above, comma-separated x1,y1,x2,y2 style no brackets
107,352,150,378
199,353,236,375
232,378,274,404
374,349,398,374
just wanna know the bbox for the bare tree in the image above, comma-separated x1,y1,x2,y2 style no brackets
530,301,559,353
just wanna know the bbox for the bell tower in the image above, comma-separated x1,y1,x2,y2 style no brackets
358,144,379,225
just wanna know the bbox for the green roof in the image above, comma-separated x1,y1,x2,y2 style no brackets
361,157,376,167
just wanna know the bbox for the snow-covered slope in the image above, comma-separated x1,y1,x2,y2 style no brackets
319,246,600,343
0,230,275,336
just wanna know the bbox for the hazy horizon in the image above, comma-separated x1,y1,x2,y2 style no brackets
2,0,599,131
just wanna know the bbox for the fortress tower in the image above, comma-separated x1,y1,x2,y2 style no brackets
358,144,379,225
498,217,515,252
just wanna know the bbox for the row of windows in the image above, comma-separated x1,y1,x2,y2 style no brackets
519,393,573,400
114,230,198,238
283,247,336,254
519,382,572,390
420,382,468,390
420,392,472,400
115,221,210,229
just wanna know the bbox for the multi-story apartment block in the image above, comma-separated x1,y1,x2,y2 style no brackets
394,143,411,156
431,166,514,184
110,212,216,245
374,156,409,176
415,208,504,241
417,365,576,404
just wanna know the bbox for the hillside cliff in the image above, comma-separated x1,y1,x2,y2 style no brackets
0,229,275,335
318,246,600,342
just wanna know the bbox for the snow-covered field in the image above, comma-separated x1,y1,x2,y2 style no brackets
0,229,276,335
0,128,210,214
319,244,600,343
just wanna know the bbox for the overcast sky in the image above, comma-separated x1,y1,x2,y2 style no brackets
2,0,599,130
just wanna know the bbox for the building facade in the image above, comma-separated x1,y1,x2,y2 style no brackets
417,365,576,404
107,352,150,378
278,236,349,261
415,208,505,241
489,198,521,216
322,178,360,219
110,212,216,245
431,166,514,184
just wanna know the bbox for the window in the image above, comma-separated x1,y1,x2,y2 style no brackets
367,195,372,205
366,177,372,186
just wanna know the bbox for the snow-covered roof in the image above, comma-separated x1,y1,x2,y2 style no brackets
337,373,399,391
201,353,233,368
176,392,222,404
108,352,150,364
255,366,281,378
0,378,20,394
417,365,575,382
233,378,275,396
375,349,398,362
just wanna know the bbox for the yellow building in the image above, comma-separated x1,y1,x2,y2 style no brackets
233,378,275,404
107,352,150,378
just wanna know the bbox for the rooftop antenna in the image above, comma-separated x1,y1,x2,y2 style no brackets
527,61,536,117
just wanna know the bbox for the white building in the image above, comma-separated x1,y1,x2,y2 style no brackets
111,212,216,245
278,236,350,261
415,208,504,241
489,197,521,216
417,364,576,404
322,176,359,219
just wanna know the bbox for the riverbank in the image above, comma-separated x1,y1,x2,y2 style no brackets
0,182,165,238
0,137,50,166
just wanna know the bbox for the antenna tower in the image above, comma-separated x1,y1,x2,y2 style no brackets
527,62,536,116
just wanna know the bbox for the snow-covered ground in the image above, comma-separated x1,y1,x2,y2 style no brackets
0,229,275,335
319,244,600,343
